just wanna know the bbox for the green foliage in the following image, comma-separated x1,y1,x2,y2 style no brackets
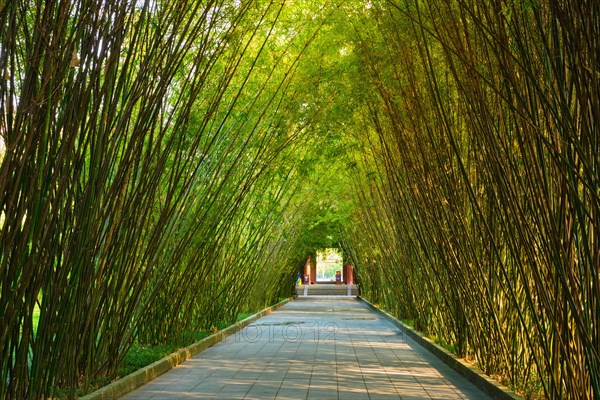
346,0,599,398
2,0,597,399
236,313,254,322
119,344,183,378
0,0,354,397
118,330,214,378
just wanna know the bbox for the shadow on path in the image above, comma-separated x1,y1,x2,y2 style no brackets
122,298,492,399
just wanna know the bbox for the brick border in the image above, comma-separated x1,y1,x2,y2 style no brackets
358,297,522,400
80,297,295,400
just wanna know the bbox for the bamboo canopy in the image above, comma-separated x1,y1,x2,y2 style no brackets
0,0,598,398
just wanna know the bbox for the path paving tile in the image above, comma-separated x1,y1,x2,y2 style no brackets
121,298,492,399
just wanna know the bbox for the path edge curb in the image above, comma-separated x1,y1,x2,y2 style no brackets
80,297,295,400
358,297,522,400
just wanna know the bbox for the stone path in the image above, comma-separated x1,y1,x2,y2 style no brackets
121,298,492,399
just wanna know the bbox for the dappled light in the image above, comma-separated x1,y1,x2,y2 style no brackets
120,298,486,399
1,0,598,398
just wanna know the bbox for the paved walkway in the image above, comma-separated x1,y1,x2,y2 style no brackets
122,298,492,399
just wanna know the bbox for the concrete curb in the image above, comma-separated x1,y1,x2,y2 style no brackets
358,297,522,400
80,297,294,400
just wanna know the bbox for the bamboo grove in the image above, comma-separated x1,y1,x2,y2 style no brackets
0,0,340,397
0,0,598,399
345,0,599,398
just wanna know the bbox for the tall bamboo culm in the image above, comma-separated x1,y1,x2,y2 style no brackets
0,0,327,398
346,0,598,398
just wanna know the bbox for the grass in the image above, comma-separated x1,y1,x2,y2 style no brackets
119,342,190,377
116,300,292,378
52,298,291,398
55,330,212,398
400,319,414,329
433,338,455,354
236,312,254,322
117,309,274,378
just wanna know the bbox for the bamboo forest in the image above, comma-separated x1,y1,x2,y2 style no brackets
0,0,598,398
